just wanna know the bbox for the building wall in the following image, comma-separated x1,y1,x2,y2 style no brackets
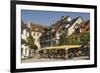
21,29,29,42
21,44,30,59
31,31,42,49
68,18,83,36
55,31,60,45
21,29,30,59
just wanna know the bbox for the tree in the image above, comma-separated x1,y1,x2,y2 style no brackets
21,38,27,45
59,32,67,45
26,34,38,52
80,32,90,45
62,31,90,45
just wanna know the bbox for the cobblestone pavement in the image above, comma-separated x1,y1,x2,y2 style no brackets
22,56,89,63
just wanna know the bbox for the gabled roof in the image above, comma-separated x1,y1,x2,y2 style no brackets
65,16,84,29
51,16,70,28
50,16,71,32
21,20,30,30
70,16,83,25
29,22,49,32
80,20,90,32
21,23,30,33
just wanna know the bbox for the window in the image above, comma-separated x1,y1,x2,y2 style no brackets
37,39,39,42
37,33,39,36
33,32,35,36
75,28,80,33
75,37,78,40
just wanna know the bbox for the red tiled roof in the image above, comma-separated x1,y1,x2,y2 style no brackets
29,22,49,32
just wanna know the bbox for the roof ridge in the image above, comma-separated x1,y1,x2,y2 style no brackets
29,21,49,28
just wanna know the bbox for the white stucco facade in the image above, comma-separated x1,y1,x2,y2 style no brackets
31,31,42,50
21,29,29,42
21,44,29,59
67,17,83,36
21,29,30,59
27,21,43,50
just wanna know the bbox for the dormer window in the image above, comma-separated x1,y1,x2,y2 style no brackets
67,17,71,22
65,24,70,28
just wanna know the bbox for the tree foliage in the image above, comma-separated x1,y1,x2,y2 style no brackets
59,31,90,45
27,34,37,50
80,32,90,45
21,34,38,50
21,38,27,45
